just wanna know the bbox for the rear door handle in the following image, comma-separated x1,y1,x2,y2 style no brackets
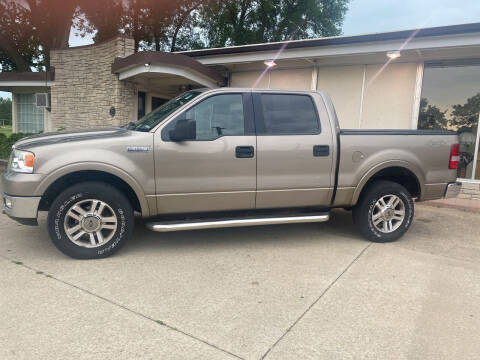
313,145,330,157
236,146,255,158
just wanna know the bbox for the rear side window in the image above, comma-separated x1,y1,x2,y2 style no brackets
260,94,320,135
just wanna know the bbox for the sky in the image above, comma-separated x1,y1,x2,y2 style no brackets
2,0,480,100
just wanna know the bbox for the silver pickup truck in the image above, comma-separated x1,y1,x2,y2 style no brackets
2,88,461,259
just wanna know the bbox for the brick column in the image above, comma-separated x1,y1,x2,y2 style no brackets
50,36,136,130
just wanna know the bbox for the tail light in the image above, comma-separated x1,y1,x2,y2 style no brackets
449,143,460,169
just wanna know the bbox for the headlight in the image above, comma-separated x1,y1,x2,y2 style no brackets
8,148,35,173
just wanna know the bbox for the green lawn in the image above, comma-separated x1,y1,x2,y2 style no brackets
0,125,12,136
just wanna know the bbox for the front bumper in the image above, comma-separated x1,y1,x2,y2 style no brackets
444,182,462,199
2,193,41,225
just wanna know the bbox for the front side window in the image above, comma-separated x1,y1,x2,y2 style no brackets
260,94,320,135
182,94,245,140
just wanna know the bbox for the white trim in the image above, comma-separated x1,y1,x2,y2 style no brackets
311,65,318,90
0,81,55,87
118,64,218,88
193,33,480,66
472,112,480,180
11,93,16,133
411,62,424,129
133,87,139,121
358,65,366,129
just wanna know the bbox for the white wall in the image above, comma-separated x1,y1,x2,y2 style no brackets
317,65,364,129
231,70,270,88
269,68,312,89
362,63,418,129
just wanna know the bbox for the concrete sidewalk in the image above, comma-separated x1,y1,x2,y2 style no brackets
1,204,480,360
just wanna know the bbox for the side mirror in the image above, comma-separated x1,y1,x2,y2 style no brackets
169,119,196,141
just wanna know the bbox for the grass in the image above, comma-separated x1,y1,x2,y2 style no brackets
0,125,12,136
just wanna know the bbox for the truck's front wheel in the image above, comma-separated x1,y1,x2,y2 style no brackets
352,180,414,243
47,182,134,259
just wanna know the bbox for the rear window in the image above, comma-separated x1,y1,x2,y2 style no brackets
260,94,320,135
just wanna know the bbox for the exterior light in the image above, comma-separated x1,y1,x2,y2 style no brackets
387,50,401,60
264,59,277,68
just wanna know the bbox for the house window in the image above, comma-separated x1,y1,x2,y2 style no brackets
418,63,480,180
152,97,168,111
16,93,44,133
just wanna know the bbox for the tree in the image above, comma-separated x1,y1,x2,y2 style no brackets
76,0,124,44
0,97,12,125
0,0,38,71
132,0,206,52
25,0,78,70
450,93,480,132
0,0,77,71
418,98,448,130
199,0,349,48
0,0,350,71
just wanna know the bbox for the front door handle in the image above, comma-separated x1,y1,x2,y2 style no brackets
313,145,330,157
236,146,254,158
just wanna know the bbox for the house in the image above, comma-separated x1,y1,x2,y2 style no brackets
1,22,480,197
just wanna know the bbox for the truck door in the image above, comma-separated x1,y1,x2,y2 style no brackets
154,92,256,214
253,92,334,208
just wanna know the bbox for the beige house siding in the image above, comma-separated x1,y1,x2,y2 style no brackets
231,62,418,130
317,65,364,129
362,63,418,129
50,37,136,130
230,68,312,89
230,71,269,88
269,68,312,89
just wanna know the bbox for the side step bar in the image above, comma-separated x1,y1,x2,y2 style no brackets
146,212,330,232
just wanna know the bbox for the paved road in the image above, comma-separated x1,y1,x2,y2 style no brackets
1,195,479,359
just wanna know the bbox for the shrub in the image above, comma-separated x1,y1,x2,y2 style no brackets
0,132,33,159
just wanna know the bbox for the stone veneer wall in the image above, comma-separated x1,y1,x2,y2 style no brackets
50,37,136,130
458,181,480,200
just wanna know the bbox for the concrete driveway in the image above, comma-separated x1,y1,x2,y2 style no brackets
1,201,480,359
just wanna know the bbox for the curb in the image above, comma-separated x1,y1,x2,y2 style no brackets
418,200,480,214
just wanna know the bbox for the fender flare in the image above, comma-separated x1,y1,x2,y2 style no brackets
351,160,425,206
36,162,151,217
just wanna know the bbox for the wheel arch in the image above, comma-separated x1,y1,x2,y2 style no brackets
352,161,424,206
37,163,151,217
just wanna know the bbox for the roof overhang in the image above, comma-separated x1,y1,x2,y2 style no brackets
112,51,225,92
0,71,54,92
178,22,480,67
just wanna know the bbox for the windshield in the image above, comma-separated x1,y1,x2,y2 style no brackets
133,91,201,132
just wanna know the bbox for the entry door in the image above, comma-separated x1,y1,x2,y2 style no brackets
154,92,256,214
253,92,334,209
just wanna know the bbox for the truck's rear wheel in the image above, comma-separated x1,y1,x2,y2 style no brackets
47,182,134,259
352,180,414,243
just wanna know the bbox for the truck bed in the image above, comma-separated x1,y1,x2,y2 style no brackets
334,129,459,205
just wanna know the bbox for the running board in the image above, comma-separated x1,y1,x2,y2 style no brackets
146,212,330,232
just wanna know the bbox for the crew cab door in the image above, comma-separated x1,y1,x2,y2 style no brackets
253,92,334,208
154,92,256,214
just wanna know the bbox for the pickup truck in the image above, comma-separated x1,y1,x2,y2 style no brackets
2,88,461,259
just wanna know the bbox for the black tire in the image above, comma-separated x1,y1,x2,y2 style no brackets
352,180,414,243
47,182,134,259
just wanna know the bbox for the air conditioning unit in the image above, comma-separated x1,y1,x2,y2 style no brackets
35,93,50,108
